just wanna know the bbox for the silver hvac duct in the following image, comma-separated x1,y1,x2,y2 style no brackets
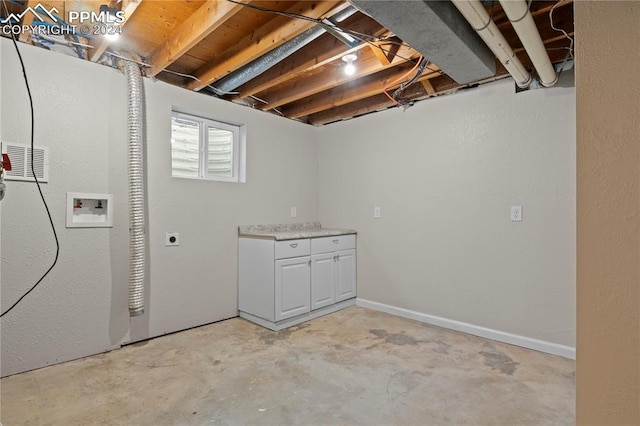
123,60,146,317
499,0,557,87
452,0,532,88
212,6,358,94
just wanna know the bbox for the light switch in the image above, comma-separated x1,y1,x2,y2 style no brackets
290,207,297,218
373,206,381,219
510,205,523,222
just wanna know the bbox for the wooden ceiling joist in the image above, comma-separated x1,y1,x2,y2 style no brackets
420,79,436,95
283,64,441,119
494,0,573,28
147,0,247,77
232,14,389,101
307,82,430,126
186,1,348,91
259,44,417,111
89,0,142,62
6,0,573,125
369,37,402,66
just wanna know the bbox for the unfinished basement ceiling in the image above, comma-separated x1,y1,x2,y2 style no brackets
0,0,574,125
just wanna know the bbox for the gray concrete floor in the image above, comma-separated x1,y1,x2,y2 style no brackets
0,307,575,425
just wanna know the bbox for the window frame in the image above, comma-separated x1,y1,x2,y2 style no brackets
171,109,246,183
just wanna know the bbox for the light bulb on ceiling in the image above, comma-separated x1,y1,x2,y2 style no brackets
105,32,120,41
342,54,357,76
344,62,356,76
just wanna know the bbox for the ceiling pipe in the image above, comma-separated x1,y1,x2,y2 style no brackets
211,6,358,95
498,0,558,87
451,0,531,88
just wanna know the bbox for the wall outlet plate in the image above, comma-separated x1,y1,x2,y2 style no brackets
373,206,381,219
511,205,523,222
290,206,297,218
166,232,180,246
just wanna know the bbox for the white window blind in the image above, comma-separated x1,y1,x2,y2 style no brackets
171,111,245,183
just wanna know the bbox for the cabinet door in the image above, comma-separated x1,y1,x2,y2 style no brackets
275,256,311,321
335,249,357,302
311,253,336,310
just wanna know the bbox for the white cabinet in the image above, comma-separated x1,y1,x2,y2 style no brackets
238,233,356,331
311,253,336,310
310,235,358,309
336,249,357,302
275,256,311,321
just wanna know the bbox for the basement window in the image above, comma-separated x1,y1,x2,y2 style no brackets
171,110,246,182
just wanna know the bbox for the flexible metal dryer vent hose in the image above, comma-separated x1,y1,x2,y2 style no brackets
123,60,146,317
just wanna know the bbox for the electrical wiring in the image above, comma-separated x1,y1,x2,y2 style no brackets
208,86,240,96
104,51,150,66
226,0,320,24
549,0,574,59
250,95,269,104
157,68,240,95
99,55,239,96
392,57,429,101
0,0,60,318
33,32,94,49
382,55,426,106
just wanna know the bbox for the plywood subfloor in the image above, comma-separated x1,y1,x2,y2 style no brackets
0,307,575,424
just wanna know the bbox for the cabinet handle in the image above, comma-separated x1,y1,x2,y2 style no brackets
290,243,298,248
332,239,339,244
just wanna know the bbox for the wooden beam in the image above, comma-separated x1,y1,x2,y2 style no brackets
186,1,347,91
369,42,391,65
307,73,493,126
147,0,247,77
232,15,389,100
420,79,436,95
260,45,417,111
309,35,579,126
369,37,401,66
282,64,441,119
513,31,574,53
307,83,429,126
89,0,142,62
496,0,574,29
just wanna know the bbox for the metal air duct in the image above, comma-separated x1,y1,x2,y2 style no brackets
123,60,146,317
212,6,358,94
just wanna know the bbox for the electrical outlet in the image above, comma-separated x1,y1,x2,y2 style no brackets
166,232,180,246
290,206,297,218
510,206,523,222
373,206,381,219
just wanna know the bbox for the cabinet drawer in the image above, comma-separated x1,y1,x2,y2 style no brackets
275,239,310,259
311,234,356,254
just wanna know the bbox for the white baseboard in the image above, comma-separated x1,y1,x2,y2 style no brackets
356,298,575,360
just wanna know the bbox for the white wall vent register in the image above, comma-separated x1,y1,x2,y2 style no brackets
1,142,49,182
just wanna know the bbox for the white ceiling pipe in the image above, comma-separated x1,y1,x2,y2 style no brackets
452,0,531,88
499,0,558,87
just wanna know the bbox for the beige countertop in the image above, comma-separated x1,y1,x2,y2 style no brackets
238,222,356,241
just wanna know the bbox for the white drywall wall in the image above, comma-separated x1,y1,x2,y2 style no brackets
0,39,318,376
1,39,124,377
317,77,576,348
128,78,319,342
